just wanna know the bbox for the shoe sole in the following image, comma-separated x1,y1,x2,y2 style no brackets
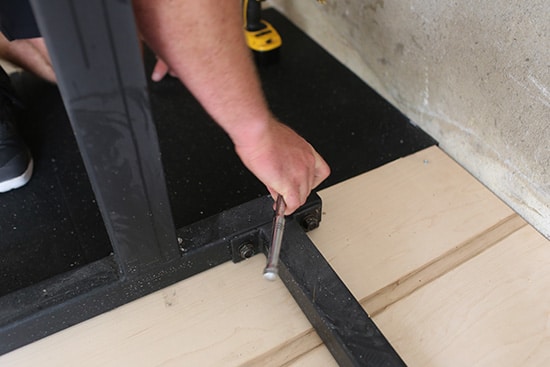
0,158,34,193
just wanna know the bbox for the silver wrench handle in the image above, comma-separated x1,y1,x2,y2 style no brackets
263,195,286,281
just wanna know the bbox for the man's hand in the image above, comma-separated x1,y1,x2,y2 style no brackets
0,34,56,83
235,118,330,214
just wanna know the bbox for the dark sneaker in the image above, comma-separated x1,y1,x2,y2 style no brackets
0,68,33,193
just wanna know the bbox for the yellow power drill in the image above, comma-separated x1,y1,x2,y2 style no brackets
243,0,282,63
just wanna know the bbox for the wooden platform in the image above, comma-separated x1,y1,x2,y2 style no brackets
2,146,548,366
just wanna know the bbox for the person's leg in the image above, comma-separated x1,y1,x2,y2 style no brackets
0,1,54,192
0,65,33,192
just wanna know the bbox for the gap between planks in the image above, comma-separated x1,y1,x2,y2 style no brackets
362,213,526,317
237,213,526,366
240,329,323,367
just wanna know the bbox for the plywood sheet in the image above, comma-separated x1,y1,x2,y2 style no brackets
375,225,550,366
1,256,318,367
309,146,519,308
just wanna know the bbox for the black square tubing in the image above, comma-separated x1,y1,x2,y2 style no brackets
30,0,180,278
184,192,406,366
268,216,406,366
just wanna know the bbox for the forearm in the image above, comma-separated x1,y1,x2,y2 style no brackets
133,0,271,146
132,0,331,213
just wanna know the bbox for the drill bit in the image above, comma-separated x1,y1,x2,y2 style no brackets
263,195,286,281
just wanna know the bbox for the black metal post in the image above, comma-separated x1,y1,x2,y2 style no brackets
29,0,179,276
278,221,406,366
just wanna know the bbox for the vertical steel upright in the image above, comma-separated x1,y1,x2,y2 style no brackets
30,0,179,277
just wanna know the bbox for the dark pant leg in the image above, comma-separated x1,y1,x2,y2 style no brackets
0,0,40,40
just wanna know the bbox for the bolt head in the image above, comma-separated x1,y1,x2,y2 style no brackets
239,243,255,259
302,215,320,231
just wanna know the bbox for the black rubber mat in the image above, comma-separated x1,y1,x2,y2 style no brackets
0,73,112,296
0,9,435,296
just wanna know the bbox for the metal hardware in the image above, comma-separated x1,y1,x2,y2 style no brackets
239,243,256,259
263,195,286,280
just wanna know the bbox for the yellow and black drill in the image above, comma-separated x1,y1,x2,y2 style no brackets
242,0,282,64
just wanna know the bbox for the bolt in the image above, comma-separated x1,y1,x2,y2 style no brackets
177,236,188,253
302,214,320,231
239,243,255,259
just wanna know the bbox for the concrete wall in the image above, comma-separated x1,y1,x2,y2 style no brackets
270,0,549,238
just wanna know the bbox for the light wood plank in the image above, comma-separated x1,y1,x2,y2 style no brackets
375,225,550,366
1,256,317,367
0,59,21,74
363,213,526,317
309,146,517,308
1,147,520,366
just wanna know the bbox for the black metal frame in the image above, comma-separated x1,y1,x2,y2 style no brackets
0,1,405,365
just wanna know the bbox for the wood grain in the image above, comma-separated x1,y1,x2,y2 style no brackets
362,213,526,317
309,147,516,303
375,225,550,366
284,344,337,367
1,256,317,367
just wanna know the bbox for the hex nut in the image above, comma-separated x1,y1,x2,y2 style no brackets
239,243,255,259
302,214,320,231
